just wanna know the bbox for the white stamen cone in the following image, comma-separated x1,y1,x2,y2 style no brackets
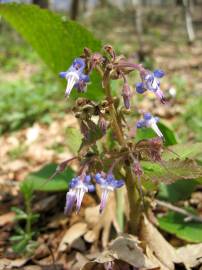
100,188,110,213
149,118,163,138
151,77,159,91
65,71,80,97
75,185,88,213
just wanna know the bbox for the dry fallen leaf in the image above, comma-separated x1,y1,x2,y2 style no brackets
0,258,28,270
140,215,181,270
177,243,202,269
58,222,88,252
84,192,120,247
0,212,15,227
81,234,158,270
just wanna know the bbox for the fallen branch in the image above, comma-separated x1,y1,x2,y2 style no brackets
155,199,202,223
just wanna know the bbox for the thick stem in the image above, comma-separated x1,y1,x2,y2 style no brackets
101,69,141,234
125,166,141,234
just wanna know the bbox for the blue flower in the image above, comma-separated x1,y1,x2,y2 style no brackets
136,113,163,138
59,58,88,97
135,69,165,103
64,174,95,215
95,172,124,213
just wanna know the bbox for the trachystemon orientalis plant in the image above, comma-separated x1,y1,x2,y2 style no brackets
57,45,167,234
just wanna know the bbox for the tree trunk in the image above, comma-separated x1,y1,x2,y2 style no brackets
70,0,80,21
183,0,195,44
33,0,48,9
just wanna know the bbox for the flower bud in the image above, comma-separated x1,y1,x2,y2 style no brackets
98,115,107,134
122,82,131,109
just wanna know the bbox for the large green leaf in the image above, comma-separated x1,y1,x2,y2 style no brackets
142,159,202,184
163,143,202,161
157,180,198,203
23,163,74,192
158,211,202,243
0,3,103,100
65,127,82,155
136,121,177,146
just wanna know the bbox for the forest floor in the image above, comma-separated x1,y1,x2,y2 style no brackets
0,5,202,270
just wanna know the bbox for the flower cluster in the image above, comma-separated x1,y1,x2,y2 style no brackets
60,46,168,217
64,172,124,215
59,58,89,97
136,113,163,138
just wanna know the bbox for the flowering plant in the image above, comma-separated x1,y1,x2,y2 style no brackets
57,45,169,234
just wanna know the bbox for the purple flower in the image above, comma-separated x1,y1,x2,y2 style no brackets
135,69,165,103
136,113,163,138
95,172,124,213
64,174,95,215
59,58,88,97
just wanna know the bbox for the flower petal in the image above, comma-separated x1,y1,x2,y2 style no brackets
135,82,145,94
153,69,165,78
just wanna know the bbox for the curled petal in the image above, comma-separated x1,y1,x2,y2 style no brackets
144,112,152,120
88,184,95,192
153,69,165,78
135,82,145,94
114,179,124,188
136,119,146,128
72,58,85,72
59,71,68,78
84,175,91,183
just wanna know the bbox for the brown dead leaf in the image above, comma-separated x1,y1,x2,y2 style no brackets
140,215,181,270
0,258,28,270
0,212,15,227
84,192,120,247
58,222,88,252
177,243,202,269
81,234,158,270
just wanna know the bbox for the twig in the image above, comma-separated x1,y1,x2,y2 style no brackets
156,199,202,223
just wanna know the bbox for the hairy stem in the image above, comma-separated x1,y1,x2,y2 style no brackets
100,68,141,234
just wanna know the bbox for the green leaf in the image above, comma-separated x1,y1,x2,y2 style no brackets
157,180,198,203
0,3,103,100
12,237,30,253
163,143,202,161
158,211,202,243
65,127,82,155
158,122,177,146
142,159,202,184
136,122,177,146
23,163,74,192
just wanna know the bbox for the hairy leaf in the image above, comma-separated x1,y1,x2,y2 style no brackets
158,180,198,203
163,143,202,161
142,159,202,183
65,127,82,155
0,3,103,100
158,211,202,243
